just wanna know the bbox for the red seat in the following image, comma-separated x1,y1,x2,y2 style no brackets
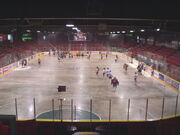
0,121,9,135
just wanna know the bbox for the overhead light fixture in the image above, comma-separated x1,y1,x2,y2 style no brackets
117,31,120,34
52,32,55,34
140,29,145,32
26,30,31,32
43,35,46,40
66,24,74,27
122,31,126,33
130,30,134,33
72,27,78,30
37,31,40,33
156,28,160,31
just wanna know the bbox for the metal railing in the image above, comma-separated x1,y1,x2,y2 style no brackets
1,95,179,121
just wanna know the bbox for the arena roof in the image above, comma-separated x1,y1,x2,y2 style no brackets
0,1,179,19
0,1,179,32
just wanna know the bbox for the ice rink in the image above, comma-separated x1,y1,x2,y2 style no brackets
0,54,179,120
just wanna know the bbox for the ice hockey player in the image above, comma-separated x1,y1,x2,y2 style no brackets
111,77,119,90
96,66,100,76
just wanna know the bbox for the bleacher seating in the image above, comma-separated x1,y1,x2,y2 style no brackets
71,43,84,51
154,47,176,57
129,44,163,56
145,45,161,53
87,42,107,51
168,67,180,81
122,42,135,49
49,40,69,51
166,52,180,66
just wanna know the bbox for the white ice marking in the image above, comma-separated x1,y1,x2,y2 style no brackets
15,66,32,71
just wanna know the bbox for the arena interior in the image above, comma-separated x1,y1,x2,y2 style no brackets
0,1,180,135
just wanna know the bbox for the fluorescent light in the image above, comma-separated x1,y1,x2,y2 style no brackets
43,35,46,40
8,34,12,40
72,27,80,32
66,24,74,27
117,31,120,33
72,27,78,30
26,30,31,32
140,29,145,32
156,28,160,31
37,31,40,33
130,30,134,33
122,31,126,33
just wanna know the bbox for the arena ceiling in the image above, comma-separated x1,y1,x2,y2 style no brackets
0,0,180,33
